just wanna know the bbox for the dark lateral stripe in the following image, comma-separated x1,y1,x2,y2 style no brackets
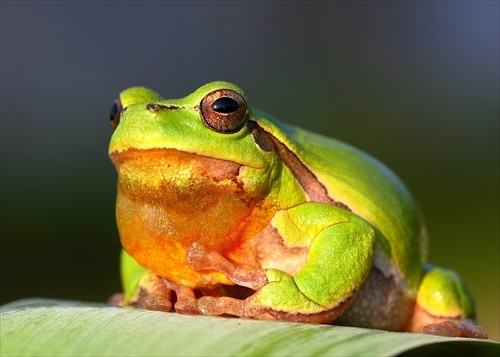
248,120,350,210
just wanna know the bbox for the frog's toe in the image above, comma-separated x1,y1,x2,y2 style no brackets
135,279,174,312
122,271,176,312
423,319,488,339
107,292,124,306
458,320,489,339
197,296,247,317
142,294,173,312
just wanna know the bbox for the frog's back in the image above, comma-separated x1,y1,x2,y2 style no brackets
257,115,426,290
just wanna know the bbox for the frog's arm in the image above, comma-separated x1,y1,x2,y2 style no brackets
197,202,377,323
251,203,376,320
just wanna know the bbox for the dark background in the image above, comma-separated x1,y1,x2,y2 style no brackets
1,1,498,339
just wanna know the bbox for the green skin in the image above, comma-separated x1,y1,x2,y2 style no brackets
109,82,477,333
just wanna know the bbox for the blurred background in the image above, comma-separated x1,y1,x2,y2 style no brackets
1,1,498,339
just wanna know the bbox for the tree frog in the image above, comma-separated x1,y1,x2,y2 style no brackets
108,81,487,338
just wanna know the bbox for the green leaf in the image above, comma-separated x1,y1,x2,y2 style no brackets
1,299,498,357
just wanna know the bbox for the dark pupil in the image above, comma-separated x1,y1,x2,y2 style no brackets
211,97,239,113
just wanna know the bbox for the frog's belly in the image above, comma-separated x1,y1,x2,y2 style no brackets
334,248,415,331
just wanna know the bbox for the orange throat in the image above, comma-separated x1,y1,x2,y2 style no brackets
111,148,273,288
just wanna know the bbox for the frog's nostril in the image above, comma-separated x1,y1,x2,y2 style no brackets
146,103,163,113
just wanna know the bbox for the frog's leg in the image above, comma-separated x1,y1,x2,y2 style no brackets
192,202,377,324
407,264,488,339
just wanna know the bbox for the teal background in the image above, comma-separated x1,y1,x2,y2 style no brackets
1,1,498,339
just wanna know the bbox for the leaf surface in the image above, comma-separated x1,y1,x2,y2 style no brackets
1,299,498,356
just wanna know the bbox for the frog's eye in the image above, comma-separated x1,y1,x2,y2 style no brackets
110,98,123,129
200,89,248,133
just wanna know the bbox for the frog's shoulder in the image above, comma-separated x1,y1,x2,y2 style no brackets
252,111,406,202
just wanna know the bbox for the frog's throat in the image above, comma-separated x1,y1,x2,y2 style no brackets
248,120,350,211
112,147,276,287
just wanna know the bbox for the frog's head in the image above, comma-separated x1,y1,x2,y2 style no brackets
109,81,275,170
108,82,287,206
108,82,305,281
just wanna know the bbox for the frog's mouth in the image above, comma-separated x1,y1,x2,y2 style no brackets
110,147,244,202
110,149,242,188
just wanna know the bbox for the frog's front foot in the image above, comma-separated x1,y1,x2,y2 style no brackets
131,273,174,312
160,278,201,315
194,267,354,324
187,242,268,290
197,296,250,317
196,293,351,324
129,274,206,315
423,320,488,339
